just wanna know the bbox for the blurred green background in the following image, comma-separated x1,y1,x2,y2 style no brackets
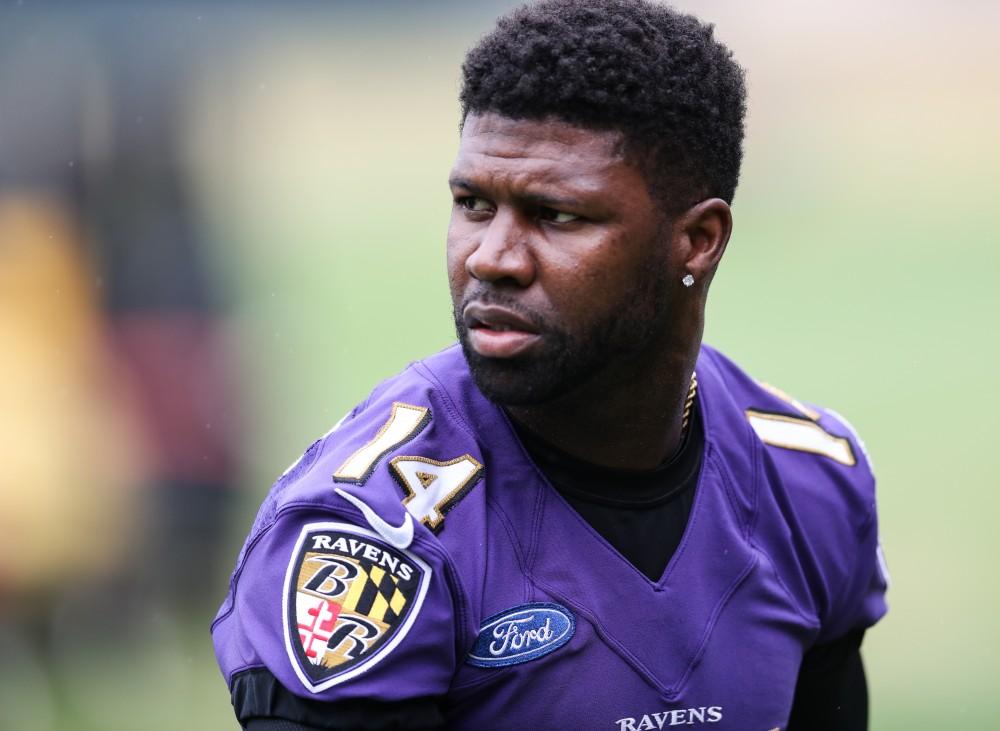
0,1,997,729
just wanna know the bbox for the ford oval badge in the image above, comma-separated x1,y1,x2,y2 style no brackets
467,602,575,668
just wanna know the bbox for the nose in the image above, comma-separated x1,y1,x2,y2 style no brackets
464,209,535,288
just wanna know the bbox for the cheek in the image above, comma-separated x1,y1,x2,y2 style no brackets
446,220,472,293
543,241,629,300
548,239,658,322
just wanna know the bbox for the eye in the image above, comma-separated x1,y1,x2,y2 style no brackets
538,207,581,224
458,196,493,213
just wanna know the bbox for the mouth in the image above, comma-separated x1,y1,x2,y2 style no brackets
463,302,542,359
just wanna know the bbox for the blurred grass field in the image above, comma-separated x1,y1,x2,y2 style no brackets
2,1,998,729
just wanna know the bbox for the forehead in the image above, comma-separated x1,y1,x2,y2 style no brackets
451,113,641,195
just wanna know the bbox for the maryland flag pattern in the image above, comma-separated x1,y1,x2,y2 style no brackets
284,522,430,692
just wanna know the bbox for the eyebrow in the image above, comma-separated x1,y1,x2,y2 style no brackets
448,177,584,210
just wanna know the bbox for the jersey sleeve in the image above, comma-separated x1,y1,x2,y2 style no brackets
817,410,888,643
815,503,887,643
812,410,889,644
776,405,888,645
211,406,466,727
212,359,491,727
731,361,890,646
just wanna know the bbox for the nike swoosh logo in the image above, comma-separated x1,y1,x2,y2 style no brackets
334,488,414,550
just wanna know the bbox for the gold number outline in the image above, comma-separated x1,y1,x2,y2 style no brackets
333,402,431,485
745,409,857,467
388,454,484,532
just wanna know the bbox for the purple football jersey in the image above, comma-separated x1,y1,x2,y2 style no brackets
212,344,887,730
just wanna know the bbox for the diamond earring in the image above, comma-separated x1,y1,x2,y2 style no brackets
681,274,695,287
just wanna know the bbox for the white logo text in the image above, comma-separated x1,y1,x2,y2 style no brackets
489,615,554,656
616,707,723,730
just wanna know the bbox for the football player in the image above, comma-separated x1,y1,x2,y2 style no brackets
213,1,888,729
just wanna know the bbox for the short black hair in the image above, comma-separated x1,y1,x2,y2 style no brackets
460,0,747,211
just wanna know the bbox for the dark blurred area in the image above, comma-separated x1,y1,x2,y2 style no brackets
0,6,242,728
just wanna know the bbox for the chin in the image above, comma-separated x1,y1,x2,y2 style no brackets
458,337,588,407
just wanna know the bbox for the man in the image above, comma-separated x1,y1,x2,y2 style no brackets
212,1,888,729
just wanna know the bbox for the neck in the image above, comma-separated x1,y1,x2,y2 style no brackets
506,335,701,471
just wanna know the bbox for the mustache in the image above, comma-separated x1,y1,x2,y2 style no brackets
456,286,548,332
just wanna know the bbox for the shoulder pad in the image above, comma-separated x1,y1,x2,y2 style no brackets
213,355,486,701
698,345,887,641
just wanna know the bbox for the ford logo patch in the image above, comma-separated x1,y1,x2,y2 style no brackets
467,602,575,668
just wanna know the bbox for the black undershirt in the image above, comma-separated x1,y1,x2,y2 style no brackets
241,401,868,730
513,401,704,583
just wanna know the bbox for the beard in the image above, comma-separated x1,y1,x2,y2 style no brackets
452,265,671,407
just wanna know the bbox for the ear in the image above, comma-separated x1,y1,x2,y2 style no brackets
676,198,732,284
